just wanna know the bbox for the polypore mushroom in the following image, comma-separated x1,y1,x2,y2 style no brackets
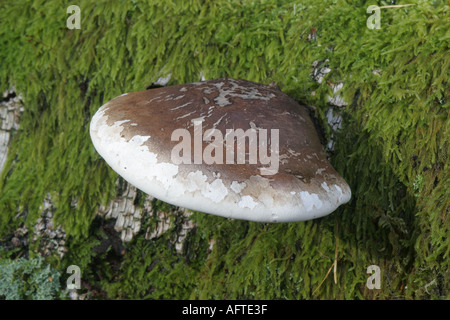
90,78,351,222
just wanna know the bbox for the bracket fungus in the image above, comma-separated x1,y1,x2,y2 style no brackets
90,78,351,223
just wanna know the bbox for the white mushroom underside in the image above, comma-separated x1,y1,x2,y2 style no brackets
90,106,351,223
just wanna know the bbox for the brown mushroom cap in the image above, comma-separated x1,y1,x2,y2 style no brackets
90,78,351,222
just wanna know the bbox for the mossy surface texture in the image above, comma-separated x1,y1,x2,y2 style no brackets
0,0,448,299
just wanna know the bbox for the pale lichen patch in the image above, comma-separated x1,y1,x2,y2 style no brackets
238,195,258,209
299,191,323,212
230,181,246,194
211,79,275,107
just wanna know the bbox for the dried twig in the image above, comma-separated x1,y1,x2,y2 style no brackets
313,226,339,295
379,4,416,9
334,231,338,284
313,261,335,296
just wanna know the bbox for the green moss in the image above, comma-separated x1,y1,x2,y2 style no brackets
0,0,448,299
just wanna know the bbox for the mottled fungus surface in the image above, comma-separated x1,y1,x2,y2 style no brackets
90,78,351,222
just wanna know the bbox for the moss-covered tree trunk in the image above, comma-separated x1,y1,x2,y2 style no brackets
0,0,448,299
